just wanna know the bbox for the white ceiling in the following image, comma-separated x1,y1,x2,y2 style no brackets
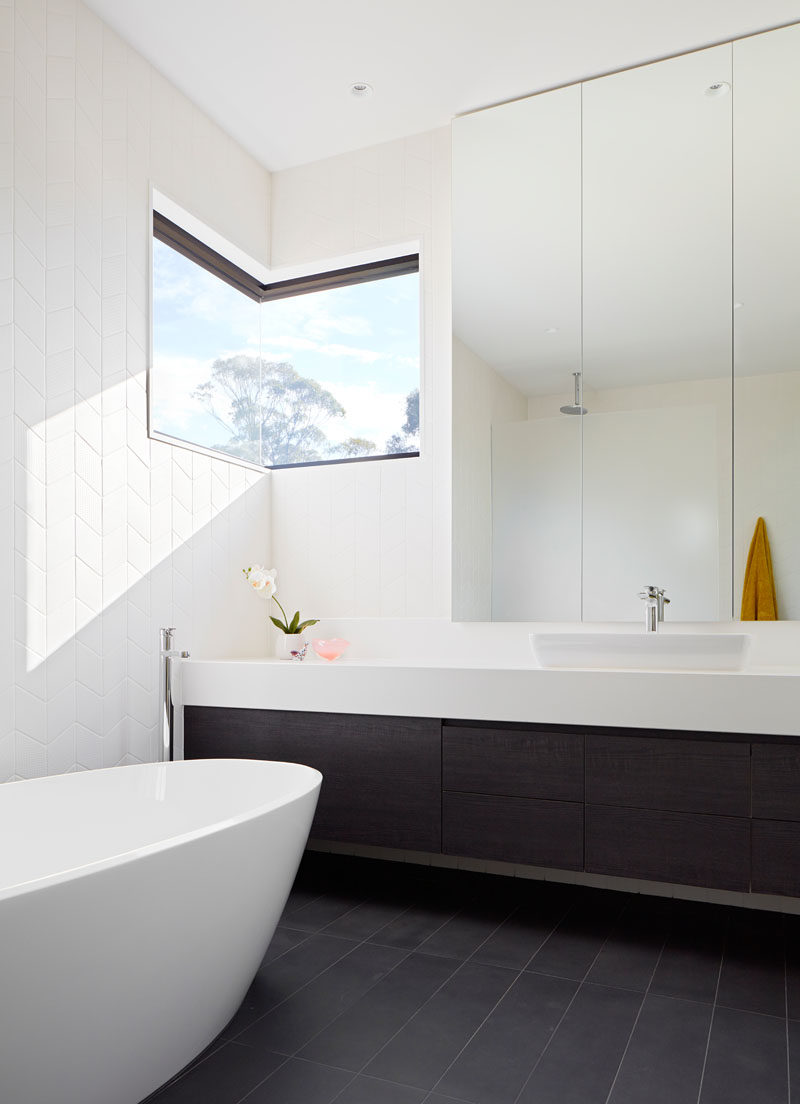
84,0,800,171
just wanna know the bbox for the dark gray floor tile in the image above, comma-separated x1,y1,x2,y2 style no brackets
364,962,516,1090
517,983,643,1104
435,971,577,1104
324,895,415,941
243,1057,353,1103
790,1019,800,1103
716,912,786,1018
280,891,368,932
332,1075,428,1103
237,942,406,1055
650,912,724,1004
470,898,568,971
585,898,670,992
283,885,326,910
149,1042,284,1104
608,994,713,1104
700,1006,788,1104
786,917,800,1021
369,894,468,951
416,899,517,961
300,953,460,1070
261,926,310,965
527,891,628,981
221,934,360,1040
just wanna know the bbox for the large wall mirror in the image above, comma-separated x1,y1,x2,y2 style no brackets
452,23,800,623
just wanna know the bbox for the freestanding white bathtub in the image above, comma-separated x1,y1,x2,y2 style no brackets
0,758,321,1104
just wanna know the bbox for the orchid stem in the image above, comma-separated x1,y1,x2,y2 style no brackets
272,595,290,631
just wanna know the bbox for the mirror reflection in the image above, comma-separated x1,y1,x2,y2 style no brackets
452,25,800,623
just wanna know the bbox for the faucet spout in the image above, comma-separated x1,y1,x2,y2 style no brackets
638,586,668,633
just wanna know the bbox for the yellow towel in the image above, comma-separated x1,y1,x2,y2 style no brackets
741,517,778,621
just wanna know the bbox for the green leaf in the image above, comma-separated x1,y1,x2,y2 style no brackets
288,610,301,634
270,615,289,632
296,619,319,632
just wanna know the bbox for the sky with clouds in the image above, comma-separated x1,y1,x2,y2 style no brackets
151,239,420,463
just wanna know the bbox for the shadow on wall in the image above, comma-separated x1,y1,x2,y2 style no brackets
7,430,270,784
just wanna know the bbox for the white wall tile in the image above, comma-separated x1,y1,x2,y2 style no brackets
270,130,451,619
3,0,272,780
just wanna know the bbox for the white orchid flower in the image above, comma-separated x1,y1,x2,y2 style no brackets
243,565,277,599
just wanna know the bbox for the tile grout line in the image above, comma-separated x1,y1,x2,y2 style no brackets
785,916,791,1104
324,895,538,1103
231,886,507,1104
695,910,730,1104
415,891,592,1104
506,893,638,1104
159,888,419,1096
601,932,669,1104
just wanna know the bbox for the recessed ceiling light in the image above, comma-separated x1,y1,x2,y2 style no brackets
349,82,374,99
705,82,730,97
544,327,559,334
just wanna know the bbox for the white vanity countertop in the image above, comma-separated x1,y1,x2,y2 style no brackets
181,656,800,737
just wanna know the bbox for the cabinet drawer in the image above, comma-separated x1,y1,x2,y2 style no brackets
185,707,442,852
752,820,800,897
586,805,750,891
443,791,583,870
586,734,750,816
752,745,800,821
443,726,583,801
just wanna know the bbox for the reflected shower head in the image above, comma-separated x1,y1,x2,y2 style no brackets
560,372,588,416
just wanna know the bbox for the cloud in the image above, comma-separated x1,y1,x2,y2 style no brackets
261,335,386,364
319,380,409,446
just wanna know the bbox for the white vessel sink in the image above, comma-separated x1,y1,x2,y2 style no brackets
530,632,751,672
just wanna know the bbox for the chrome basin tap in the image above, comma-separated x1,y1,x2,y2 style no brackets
638,586,669,633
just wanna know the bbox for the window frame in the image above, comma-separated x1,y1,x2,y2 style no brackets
150,211,421,471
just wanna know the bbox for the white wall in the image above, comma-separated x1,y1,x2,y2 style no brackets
735,371,800,620
268,130,452,619
452,336,527,620
2,0,272,782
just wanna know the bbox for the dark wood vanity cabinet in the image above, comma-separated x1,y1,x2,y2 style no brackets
585,733,752,891
442,725,584,869
586,734,750,816
749,744,800,896
185,707,799,899
184,706,442,852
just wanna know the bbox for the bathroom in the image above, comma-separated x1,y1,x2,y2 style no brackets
2,0,800,1101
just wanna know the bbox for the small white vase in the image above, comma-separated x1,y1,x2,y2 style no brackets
275,633,307,660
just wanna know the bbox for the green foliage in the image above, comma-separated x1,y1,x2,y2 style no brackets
385,388,420,454
195,354,419,466
402,388,419,436
194,355,345,466
328,436,376,458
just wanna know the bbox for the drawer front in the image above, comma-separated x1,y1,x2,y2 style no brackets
443,791,583,870
443,726,584,801
586,734,750,816
752,820,800,897
185,707,442,852
752,745,800,821
586,805,750,891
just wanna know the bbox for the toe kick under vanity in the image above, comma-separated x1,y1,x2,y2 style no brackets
181,659,800,906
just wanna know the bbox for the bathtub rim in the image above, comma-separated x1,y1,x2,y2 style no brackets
0,758,322,905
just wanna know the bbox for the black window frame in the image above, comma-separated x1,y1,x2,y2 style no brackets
151,212,421,470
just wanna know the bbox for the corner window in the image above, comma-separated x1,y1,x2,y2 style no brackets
150,212,420,468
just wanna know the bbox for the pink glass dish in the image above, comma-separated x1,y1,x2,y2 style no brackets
311,638,350,662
